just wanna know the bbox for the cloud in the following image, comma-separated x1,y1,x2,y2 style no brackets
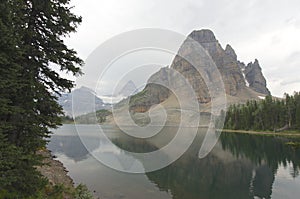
281,79,300,86
66,0,300,97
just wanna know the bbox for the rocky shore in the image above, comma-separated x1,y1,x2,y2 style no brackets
37,149,74,188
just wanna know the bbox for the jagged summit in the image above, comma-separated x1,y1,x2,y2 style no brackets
244,59,270,95
189,29,218,43
225,44,237,60
127,29,271,113
79,86,95,94
58,86,111,116
118,80,137,96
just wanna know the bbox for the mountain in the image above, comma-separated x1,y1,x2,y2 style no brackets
118,80,137,96
243,59,270,95
58,86,111,117
128,29,270,114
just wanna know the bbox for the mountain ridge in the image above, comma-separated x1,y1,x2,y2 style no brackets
128,29,270,113
58,86,111,117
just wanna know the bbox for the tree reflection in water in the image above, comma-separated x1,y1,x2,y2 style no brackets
112,131,300,199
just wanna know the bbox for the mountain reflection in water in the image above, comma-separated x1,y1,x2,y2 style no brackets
49,125,300,199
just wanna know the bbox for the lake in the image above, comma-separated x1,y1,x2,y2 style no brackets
48,124,300,199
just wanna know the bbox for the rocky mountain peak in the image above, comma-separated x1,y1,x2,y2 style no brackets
244,59,270,95
183,30,246,97
189,29,217,43
225,44,237,60
128,29,271,113
118,80,137,96
78,86,95,94
58,87,110,116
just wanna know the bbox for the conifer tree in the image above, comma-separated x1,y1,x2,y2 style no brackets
0,0,82,197
224,93,300,132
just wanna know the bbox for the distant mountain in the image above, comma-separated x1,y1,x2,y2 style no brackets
97,80,139,104
128,29,271,113
118,80,137,96
58,86,111,117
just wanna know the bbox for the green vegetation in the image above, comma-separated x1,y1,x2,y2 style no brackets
0,0,89,198
285,141,300,148
222,129,300,137
129,88,148,106
0,183,94,199
73,184,94,199
60,115,75,124
224,92,300,132
75,109,112,124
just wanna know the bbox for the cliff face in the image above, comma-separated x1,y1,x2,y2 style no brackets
172,30,246,99
244,59,270,95
129,29,270,112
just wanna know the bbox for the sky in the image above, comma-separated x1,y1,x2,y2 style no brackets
64,0,300,97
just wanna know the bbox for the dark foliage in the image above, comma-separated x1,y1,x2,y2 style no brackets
0,0,82,197
224,92,300,131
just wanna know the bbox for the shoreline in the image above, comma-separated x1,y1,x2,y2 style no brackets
61,123,300,137
37,149,95,198
222,129,300,137
37,149,75,188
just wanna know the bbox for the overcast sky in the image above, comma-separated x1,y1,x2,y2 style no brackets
65,0,300,97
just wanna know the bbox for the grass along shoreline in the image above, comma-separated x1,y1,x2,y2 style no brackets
222,129,300,137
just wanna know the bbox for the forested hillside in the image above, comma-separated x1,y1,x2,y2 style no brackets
224,92,300,131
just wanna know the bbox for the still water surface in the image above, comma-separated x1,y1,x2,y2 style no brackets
48,124,300,199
